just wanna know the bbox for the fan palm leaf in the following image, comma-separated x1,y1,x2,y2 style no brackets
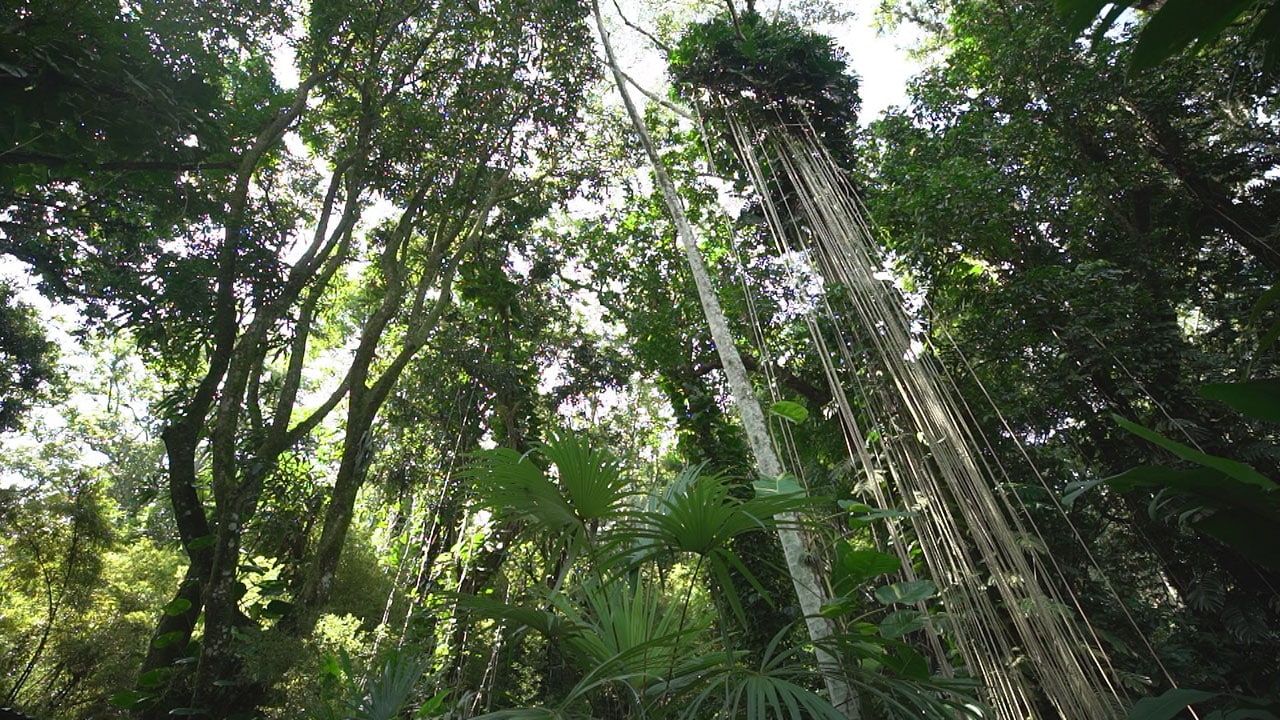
539,431,632,523
464,447,578,531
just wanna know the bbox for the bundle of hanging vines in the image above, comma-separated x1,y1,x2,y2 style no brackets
667,12,860,159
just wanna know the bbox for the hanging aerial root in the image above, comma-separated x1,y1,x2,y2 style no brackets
722,110,1128,720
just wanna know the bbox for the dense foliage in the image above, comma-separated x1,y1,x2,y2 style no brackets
1,0,1278,718
668,11,860,144
0,283,58,431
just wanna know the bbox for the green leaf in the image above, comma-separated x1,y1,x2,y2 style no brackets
453,594,578,638
1252,3,1280,74
1199,380,1280,423
833,544,901,594
262,599,293,618
471,710,560,720
1062,477,1108,508
163,598,192,616
1192,511,1280,573
753,473,804,498
839,501,916,529
153,630,185,649
874,579,937,606
109,689,154,709
137,669,167,688
878,609,927,638
1055,0,1123,35
464,447,578,530
819,595,861,618
1129,0,1255,70
1113,415,1276,490
1127,688,1217,720
1104,465,1277,513
881,642,930,679
188,534,216,550
319,654,342,680
769,400,809,424
1102,463,1280,571
539,431,629,522
416,689,451,717
1247,283,1280,328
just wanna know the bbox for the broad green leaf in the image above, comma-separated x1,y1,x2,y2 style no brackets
1199,380,1280,423
754,473,804,498
188,534,216,550
163,598,192,615
417,689,451,717
1062,477,1107,508
881,642,930,679
1193,511,1280,573
878,609,927,638
839,501,916,530
464,448,578,529
1103,464,1280,571
137,669,167,688
1055,0,1122,34
833,544,901,594
1104,465,1277,514
153,630,185,649
1113,415,1276,490
1252,4,1280,74
819,595,860,618
1216,712,1280,720
452,594,577,638
319,654,342,680
109,689,153,709
1126,688,1217,720
1129,0,1255,70
1247,284,1280,329
262,599,293,618
769,400,809,424
875,579,937,606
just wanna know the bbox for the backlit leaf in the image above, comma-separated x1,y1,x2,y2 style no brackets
879,609,927,638
769,400,809,424
875,579,937,606
1199,380,1280,423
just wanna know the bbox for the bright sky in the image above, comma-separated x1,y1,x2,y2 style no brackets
827,10,924,123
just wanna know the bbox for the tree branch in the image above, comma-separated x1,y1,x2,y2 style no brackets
621,69,696,121
610,0,672,53
0,152,238,172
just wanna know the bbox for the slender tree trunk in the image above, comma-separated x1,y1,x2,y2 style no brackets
590,4,858,716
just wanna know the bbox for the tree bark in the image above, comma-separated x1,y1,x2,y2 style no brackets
591,4,859,716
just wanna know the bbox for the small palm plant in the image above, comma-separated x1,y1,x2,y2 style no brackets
312,648,439,720
454,433,978,719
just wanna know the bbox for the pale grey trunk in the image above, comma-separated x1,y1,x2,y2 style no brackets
590,4,858,717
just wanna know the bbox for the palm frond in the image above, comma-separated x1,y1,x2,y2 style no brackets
682,664,845,720
324,648,433,720
470,708,568,719
540,430,633,522
449,592,584,639
464,447,578,531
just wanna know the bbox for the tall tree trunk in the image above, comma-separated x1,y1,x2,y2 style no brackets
590,4,859,716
